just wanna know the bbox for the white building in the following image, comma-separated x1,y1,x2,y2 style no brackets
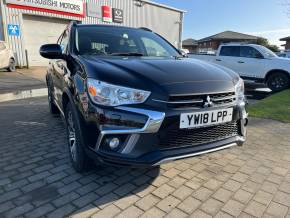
0,0,185,67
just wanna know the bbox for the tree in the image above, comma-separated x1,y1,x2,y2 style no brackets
256,37,280,52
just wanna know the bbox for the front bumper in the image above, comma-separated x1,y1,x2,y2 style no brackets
85,103,248,167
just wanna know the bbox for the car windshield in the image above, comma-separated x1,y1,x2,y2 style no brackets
256,45,277,58
75,26,180,57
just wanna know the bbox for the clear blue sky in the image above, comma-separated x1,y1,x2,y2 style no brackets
154,0,290,47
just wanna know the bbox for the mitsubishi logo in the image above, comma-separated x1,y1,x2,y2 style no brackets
203,95,214,108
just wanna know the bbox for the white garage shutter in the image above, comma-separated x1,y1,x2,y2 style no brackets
23,15,70,66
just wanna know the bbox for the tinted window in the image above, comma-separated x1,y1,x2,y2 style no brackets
256,45,277,58
220,46,240,57
240,46,262,58
75,26,179,57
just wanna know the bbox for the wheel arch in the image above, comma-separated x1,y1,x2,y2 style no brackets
265,69,290,82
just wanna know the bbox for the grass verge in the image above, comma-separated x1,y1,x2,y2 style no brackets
248,89,290,123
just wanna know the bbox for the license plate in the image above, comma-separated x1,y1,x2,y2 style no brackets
180,108,233,129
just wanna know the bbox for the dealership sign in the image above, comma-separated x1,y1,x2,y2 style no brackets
5,0,84,17
112,8,123,23
102,6,112,23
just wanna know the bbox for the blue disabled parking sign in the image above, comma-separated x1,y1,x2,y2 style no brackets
8,24,20,37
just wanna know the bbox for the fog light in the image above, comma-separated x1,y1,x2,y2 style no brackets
109,138,120,149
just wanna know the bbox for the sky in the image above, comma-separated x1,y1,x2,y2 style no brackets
154,0,290,47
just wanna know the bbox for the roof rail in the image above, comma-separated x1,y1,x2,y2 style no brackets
220,42,255,45
139,27,152,32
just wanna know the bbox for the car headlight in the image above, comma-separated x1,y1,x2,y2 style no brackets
87,79,151,106
235,78,245,103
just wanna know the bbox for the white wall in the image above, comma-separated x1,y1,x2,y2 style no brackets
1,0,183,67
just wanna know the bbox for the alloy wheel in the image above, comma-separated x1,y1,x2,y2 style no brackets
271,75,288,90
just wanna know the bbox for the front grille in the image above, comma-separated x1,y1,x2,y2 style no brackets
158,121,239,150
165,92,236,109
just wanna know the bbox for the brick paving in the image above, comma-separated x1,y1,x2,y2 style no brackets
0,67,46,94
1,97,290,218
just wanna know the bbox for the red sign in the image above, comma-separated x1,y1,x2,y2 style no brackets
6,0,85,18
102,6,112,23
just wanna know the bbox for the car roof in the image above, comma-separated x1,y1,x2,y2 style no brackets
221,43,258,46
76,24,151,32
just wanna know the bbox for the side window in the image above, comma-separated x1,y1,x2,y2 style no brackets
0,42,6,51
220,46,240,57
59,31,69,53
240,46,263,58
141,37,170,57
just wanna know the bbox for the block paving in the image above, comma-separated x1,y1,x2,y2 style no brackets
1,97,290,218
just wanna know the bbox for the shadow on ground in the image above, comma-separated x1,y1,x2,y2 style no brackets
0,97,160,218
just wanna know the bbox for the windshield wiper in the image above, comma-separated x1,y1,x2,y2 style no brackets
109,52,144,57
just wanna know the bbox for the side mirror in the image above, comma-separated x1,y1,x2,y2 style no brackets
179,49,188,58
39,44,64,59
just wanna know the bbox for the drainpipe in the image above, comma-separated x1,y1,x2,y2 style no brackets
179,12,184,50
0,0,5,41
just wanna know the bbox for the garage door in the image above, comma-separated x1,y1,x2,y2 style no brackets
23,15,70,66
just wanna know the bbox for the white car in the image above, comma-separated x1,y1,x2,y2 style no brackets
278,51,290,58
189,44,290,92
0,41,16,72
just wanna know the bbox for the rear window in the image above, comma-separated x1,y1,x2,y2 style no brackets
220,46,240,57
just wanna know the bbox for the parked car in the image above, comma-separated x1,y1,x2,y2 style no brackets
277,51,290,58
39,22,247,172
0,41,16,72
189,44,290,92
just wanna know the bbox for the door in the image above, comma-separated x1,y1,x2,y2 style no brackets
23,15,69,66
52,30,69,107
237,46,266,78
216,46,241,74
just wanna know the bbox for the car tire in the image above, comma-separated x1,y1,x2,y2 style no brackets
267,72,290,92
47,83,59,115
7,58,16,72
65,101,91,173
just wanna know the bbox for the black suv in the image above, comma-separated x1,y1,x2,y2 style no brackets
40,22,248,172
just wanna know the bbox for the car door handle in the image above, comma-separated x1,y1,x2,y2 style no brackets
216,59,222,62
238,61,245,64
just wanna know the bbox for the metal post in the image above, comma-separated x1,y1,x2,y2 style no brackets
25,49,29,69
179,12,184,50
0,0,5,41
